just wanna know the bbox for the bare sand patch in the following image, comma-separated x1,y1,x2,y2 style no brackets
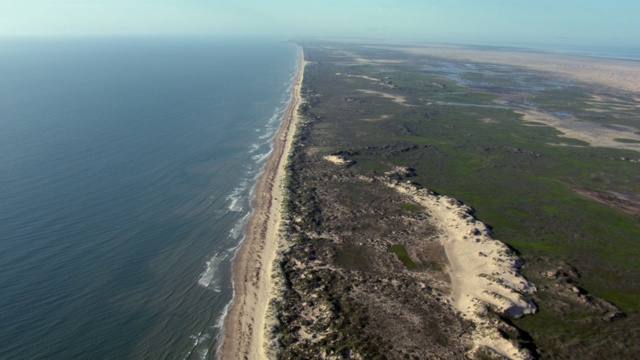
361,114,392,122
320,48,401,65
357,89,411,106
591,94,640,105
574,187,640,218
324,155,348,165
586,94,640,112
585,108,611,113
354,57,402,65
336,73,381,82
518,110,640,152
339,73,397,89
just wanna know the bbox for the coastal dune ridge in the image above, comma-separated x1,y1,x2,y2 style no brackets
384,178,537,359
220,46,305,359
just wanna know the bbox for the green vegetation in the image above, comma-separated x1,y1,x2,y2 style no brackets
400,203,422,212
278,42,640,358
614,137,640,144
388,244,418,270
388,244,443,271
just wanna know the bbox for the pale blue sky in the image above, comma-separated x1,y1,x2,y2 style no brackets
1,0,638,47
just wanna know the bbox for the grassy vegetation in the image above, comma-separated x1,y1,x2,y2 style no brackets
388,244,443,271
614,137,640,144
287,42,640,358
400,203,422,212
531,88,593,114
388,244,419,270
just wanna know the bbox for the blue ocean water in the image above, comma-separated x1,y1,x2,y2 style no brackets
0,37,299,360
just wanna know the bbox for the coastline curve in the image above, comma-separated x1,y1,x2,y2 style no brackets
219,46,306,359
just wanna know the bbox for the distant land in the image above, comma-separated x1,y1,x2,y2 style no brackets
221,40,640,359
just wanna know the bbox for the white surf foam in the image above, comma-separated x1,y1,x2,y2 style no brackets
225,181,249,212
248,143,260,153
229,212,251,240
258,130,275,140
251,150,272,164
197,252,224,291
182,331,212,360
226,196,242,212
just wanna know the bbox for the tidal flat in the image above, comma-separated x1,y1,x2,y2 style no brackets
271,41,639,359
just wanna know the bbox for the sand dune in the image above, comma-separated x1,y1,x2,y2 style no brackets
386,180,537,359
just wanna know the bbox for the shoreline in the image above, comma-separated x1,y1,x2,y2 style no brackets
220,46,305,359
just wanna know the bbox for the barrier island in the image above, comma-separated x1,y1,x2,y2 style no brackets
224,41,640,359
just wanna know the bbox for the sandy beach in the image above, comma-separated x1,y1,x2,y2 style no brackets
220,48,305,359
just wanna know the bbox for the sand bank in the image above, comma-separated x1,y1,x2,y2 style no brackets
220,48,305,359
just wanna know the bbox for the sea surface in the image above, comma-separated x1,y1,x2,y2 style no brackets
0,37,299,360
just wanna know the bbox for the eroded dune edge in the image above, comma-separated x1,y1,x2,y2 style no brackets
380,174,537,359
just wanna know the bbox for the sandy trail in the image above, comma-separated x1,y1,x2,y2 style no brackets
220,48,305,360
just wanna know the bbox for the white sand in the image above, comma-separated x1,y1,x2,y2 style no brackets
323,155,349,165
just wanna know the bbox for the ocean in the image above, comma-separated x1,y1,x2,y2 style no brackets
0,37,299,359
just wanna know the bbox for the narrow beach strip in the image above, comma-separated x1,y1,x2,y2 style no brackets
221,47,305,359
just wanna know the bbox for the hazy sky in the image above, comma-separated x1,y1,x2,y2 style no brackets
1,0,638,47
